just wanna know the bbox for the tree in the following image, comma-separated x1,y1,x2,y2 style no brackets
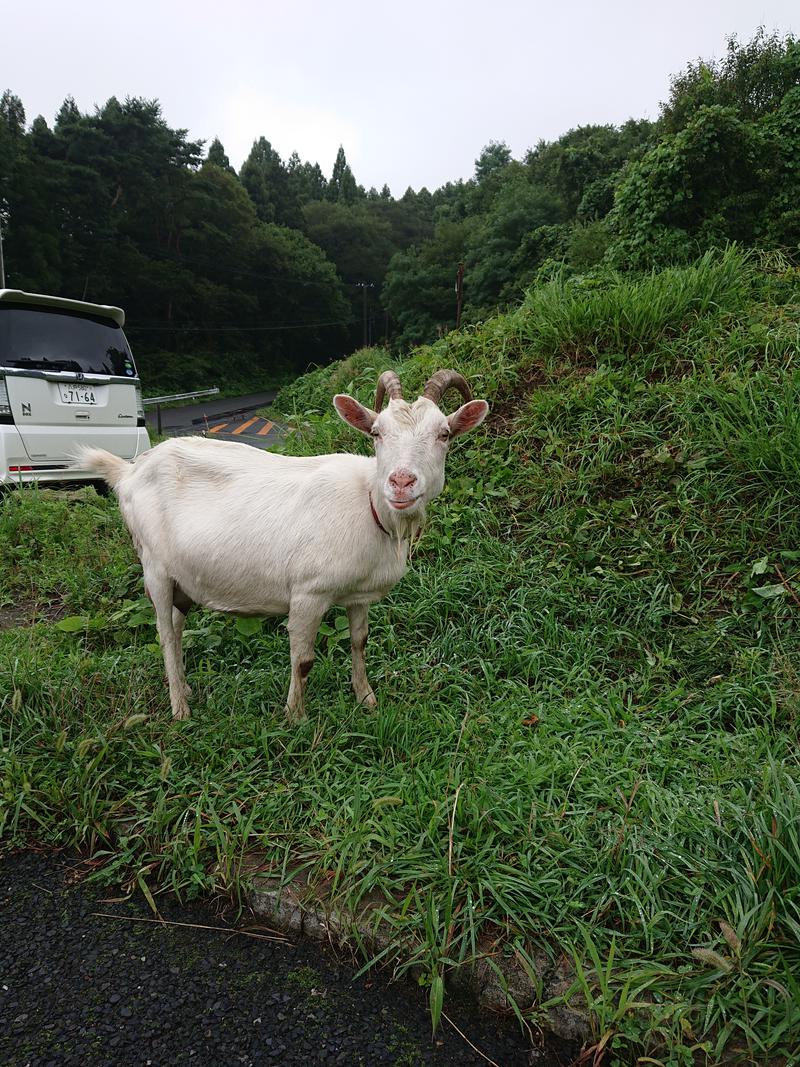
302,199,396,349
0,90,354,385
466,142,513,216
240,137,301,228
464,168,566,310
54,95,80,133
287,152,327,203
0,91,25,222
0,90,25,136
327,146,360,205
474,140,512,182
248,222,351,370
382,219,474,349
207,137,235,173
607,31,800,267
661,29,800,131
525,122,653,218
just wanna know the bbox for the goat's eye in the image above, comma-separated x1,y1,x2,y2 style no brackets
371,429,381,440
438,429,450,442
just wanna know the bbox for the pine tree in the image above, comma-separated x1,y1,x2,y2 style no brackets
240,136,301,227
0,90,25,136
327,145,360,205
287,153,327,203
207,137,235,174
54,95,82,137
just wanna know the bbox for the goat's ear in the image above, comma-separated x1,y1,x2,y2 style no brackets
448,399,489,438
333,394,377,436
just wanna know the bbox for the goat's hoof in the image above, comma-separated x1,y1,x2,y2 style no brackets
284,704,306,724
359,690,378,710
172,704,191,721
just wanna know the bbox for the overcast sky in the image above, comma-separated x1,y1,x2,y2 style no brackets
4,1,798,195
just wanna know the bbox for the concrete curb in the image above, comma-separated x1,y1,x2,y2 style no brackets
246,874,590,1047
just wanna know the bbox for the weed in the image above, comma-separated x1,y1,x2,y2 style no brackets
285,966,320,994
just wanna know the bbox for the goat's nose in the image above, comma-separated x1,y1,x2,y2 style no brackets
389,470,417,491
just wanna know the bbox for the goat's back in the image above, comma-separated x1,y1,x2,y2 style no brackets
113,436,393,613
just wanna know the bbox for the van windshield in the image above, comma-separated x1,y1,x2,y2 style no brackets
0,304,137,378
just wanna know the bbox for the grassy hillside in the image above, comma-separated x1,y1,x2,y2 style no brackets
2,247,799,1063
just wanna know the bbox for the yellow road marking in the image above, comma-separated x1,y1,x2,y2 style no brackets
257,420,274,436
208,422,227,433
232,417,259,435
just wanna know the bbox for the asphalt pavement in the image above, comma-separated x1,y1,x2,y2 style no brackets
145,391,278,434
0,850,566,1067
145,391,283,449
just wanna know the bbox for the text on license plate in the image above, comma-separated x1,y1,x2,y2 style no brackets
59,385,97,405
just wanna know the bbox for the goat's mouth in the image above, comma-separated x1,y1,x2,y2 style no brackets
387,495,420,511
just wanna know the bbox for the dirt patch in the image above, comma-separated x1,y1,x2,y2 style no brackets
0,597,67,631
489,362,550,433
488,354,597,433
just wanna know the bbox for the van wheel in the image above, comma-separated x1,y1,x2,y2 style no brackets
92,480,111,498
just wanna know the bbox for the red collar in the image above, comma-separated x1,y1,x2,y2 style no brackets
369,493,390,536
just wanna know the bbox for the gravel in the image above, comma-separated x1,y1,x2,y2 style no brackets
0,850,574,1066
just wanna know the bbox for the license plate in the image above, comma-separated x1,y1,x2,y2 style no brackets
59,385,97,405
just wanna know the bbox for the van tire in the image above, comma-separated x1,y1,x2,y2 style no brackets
92,479,112,498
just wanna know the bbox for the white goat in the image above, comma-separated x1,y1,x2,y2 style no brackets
80,370,488,721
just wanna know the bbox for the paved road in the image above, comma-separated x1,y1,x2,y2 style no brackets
0,851,557,1066
146,391,282,448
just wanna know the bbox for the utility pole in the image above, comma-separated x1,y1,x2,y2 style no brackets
455,262,464,330
0,218,6,288
355,282,374,348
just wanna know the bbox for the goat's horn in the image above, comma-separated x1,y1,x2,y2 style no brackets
374,370,404,411
421,369,473,407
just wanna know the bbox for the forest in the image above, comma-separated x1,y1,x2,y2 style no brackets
0,29,798,392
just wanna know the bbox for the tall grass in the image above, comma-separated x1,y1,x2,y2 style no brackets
2,247,800,1062
518,246,750,369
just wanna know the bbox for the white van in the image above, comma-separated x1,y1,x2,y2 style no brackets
0,289,150,489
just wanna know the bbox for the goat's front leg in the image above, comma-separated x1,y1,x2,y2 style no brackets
285,597,326,723
347,603,377,708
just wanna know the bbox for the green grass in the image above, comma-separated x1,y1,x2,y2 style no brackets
2,247,800,1064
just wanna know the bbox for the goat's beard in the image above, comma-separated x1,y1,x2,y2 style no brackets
395,505,426,546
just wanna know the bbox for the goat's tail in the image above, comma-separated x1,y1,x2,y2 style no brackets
74,446,131,489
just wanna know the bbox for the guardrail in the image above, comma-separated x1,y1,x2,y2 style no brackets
143,387,220,434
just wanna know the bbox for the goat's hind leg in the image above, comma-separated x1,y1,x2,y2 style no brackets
146,565,191,720
172,584,195,702
171,607,191,701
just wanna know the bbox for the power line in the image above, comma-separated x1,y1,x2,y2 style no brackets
133,243,343,289
94,236,383,291
355,281,374,347
129,318,351,333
